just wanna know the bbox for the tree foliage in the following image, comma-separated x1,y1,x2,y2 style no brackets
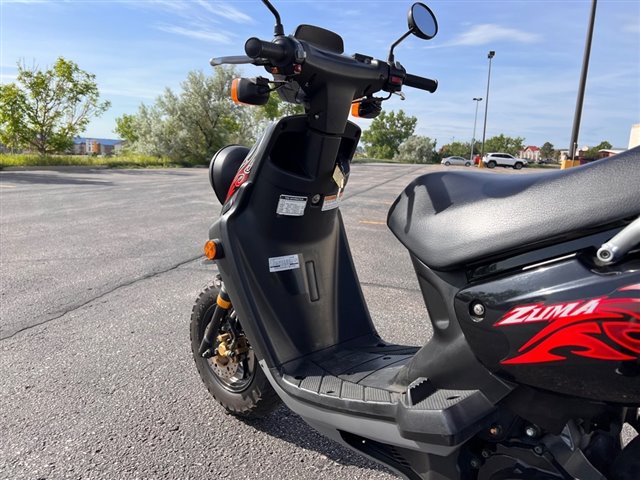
583,140,612,159
115,67,304,164
483,134,525,156
440,141,471,158
394,135,437,163
259,91,305,120
361,110,417,159
114,114,138,144
540,141,554,159
0,57,110,154
116,67,249,163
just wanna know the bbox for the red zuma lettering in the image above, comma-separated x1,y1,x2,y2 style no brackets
496,299,601,326
495,285,640,365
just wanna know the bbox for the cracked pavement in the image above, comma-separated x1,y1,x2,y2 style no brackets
1,165,635,479
0,165,435,480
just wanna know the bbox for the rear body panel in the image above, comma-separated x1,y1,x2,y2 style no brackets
456,252,640,404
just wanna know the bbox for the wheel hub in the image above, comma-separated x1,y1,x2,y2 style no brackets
208,332,250,380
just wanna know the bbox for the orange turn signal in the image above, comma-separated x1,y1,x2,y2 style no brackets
204,240,218,260
230,78,240,104
351,102,361,118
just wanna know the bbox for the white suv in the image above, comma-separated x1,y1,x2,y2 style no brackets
482,153,528,169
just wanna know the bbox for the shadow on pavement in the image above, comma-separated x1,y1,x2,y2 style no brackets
0,171,113,186
109,168,201,177
244,405,392,474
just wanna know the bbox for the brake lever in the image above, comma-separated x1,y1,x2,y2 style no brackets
209,55,254,67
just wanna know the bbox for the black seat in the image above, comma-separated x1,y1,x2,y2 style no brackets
387,146,640,270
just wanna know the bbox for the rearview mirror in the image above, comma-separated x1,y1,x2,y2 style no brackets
408,3,438,40
388,2,438,63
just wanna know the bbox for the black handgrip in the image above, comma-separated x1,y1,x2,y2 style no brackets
244,37,287,63
404,73,438,93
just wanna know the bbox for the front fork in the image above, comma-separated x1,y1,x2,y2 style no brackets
198,276,233,358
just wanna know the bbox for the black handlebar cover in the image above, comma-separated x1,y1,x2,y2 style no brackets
245,37,288,63
404,73,438,93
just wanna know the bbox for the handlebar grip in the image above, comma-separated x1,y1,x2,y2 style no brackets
244,37,287,62
404,73,438,93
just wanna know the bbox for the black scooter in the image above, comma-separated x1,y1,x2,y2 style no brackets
190,2,640,478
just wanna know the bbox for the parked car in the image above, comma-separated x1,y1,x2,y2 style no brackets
536,158,555,165
441,156,472,167
482,152,528,169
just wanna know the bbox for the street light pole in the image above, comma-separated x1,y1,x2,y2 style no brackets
470,97,483,163
479,50,495,169
566,0,598,168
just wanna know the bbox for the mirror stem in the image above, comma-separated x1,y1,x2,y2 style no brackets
261,0,284,36
388,29,413,64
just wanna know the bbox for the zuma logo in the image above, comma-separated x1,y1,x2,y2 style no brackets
495,284,640,365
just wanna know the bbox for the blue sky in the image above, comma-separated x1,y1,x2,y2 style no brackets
1,0,639,150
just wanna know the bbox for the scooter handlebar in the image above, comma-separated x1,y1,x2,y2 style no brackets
245,37,288,63
404,73,438,93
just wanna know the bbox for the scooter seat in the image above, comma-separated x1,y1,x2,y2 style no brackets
387,146,640,270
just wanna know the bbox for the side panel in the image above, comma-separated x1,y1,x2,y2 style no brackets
209,116,378,367
456,253,640,403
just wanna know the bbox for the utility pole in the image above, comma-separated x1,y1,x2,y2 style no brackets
479,51,495,169
470,97,483,164
566,0,598,169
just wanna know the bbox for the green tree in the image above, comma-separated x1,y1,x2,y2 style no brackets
540,141,554,159
259,90,304,120
440,141,471,158
0,57,110,155
116,66,252,164
483,134,525,156
114,113,138,143
361,110,417,159
583,141,612,160
394,135,437,163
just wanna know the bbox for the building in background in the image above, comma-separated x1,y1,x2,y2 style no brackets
598,149,626,159
629,124,640,149
519,145,540,162
72,137,123,156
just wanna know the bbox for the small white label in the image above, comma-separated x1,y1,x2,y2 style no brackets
321,191,344,211
276,195,307,216
269,254,300,273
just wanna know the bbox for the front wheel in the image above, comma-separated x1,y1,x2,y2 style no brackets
190,283,281,418
465,162,471,167
514,162,523,170
487,160,497,168
444,161,451,166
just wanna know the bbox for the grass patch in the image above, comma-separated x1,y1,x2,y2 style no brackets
526,162,560,169
352,157,408,164
0,153,203,169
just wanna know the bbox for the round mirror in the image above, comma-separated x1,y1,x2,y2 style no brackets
408,3,438,40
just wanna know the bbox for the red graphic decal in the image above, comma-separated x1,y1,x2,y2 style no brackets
226,154,256,201
619,284,640,292
495,286,640,365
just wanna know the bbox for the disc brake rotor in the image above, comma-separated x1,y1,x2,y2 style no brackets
210,356,239,380
207,331,250,381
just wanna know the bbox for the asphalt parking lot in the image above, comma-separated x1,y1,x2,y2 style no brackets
0,163,634,479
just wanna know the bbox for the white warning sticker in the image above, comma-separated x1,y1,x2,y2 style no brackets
269,254,300,273
321,191,344,211
276,195,307,216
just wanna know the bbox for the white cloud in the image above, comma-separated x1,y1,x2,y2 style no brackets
623,22,640,34
195,0,253,24
129,0,252,24
155,24,233,44
436,24,541,48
